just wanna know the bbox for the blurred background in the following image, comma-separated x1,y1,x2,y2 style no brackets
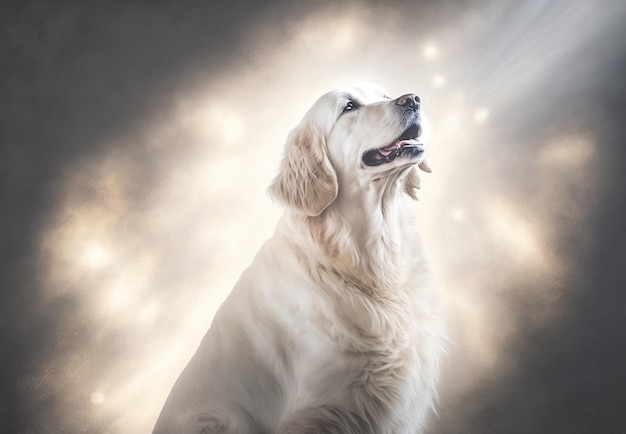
2,0,626,432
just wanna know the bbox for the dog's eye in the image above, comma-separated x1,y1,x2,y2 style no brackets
342,101,357,114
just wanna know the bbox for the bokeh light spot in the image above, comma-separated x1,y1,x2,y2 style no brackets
90,392,105,406
433,74,446,87
423,44,439,59
474,108,490,124
80,240,111,270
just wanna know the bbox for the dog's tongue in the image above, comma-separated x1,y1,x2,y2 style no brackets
378,144,398,156
378,139,420,156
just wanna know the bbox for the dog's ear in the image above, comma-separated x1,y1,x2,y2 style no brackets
404,166,422,200
269,125,338,216
404,158,432,200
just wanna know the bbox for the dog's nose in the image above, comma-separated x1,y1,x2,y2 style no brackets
396,93,420,110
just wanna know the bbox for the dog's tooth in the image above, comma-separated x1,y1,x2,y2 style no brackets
418,158,432,173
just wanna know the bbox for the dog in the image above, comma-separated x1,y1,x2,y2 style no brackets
153,83,445,434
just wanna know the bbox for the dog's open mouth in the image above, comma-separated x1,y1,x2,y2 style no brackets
362,122,424,167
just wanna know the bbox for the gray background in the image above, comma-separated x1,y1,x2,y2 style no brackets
2,1,626,432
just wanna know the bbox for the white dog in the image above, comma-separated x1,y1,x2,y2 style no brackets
154,83,445,434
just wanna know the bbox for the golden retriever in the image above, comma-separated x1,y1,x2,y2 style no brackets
154,83,445,434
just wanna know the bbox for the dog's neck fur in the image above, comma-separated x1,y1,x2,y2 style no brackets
283,170,418,297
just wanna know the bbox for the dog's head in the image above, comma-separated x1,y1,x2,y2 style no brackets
269,83,431,216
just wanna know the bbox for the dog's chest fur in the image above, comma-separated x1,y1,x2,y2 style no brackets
255,220,443,432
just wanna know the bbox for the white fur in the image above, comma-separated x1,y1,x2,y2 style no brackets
154,84,445,434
